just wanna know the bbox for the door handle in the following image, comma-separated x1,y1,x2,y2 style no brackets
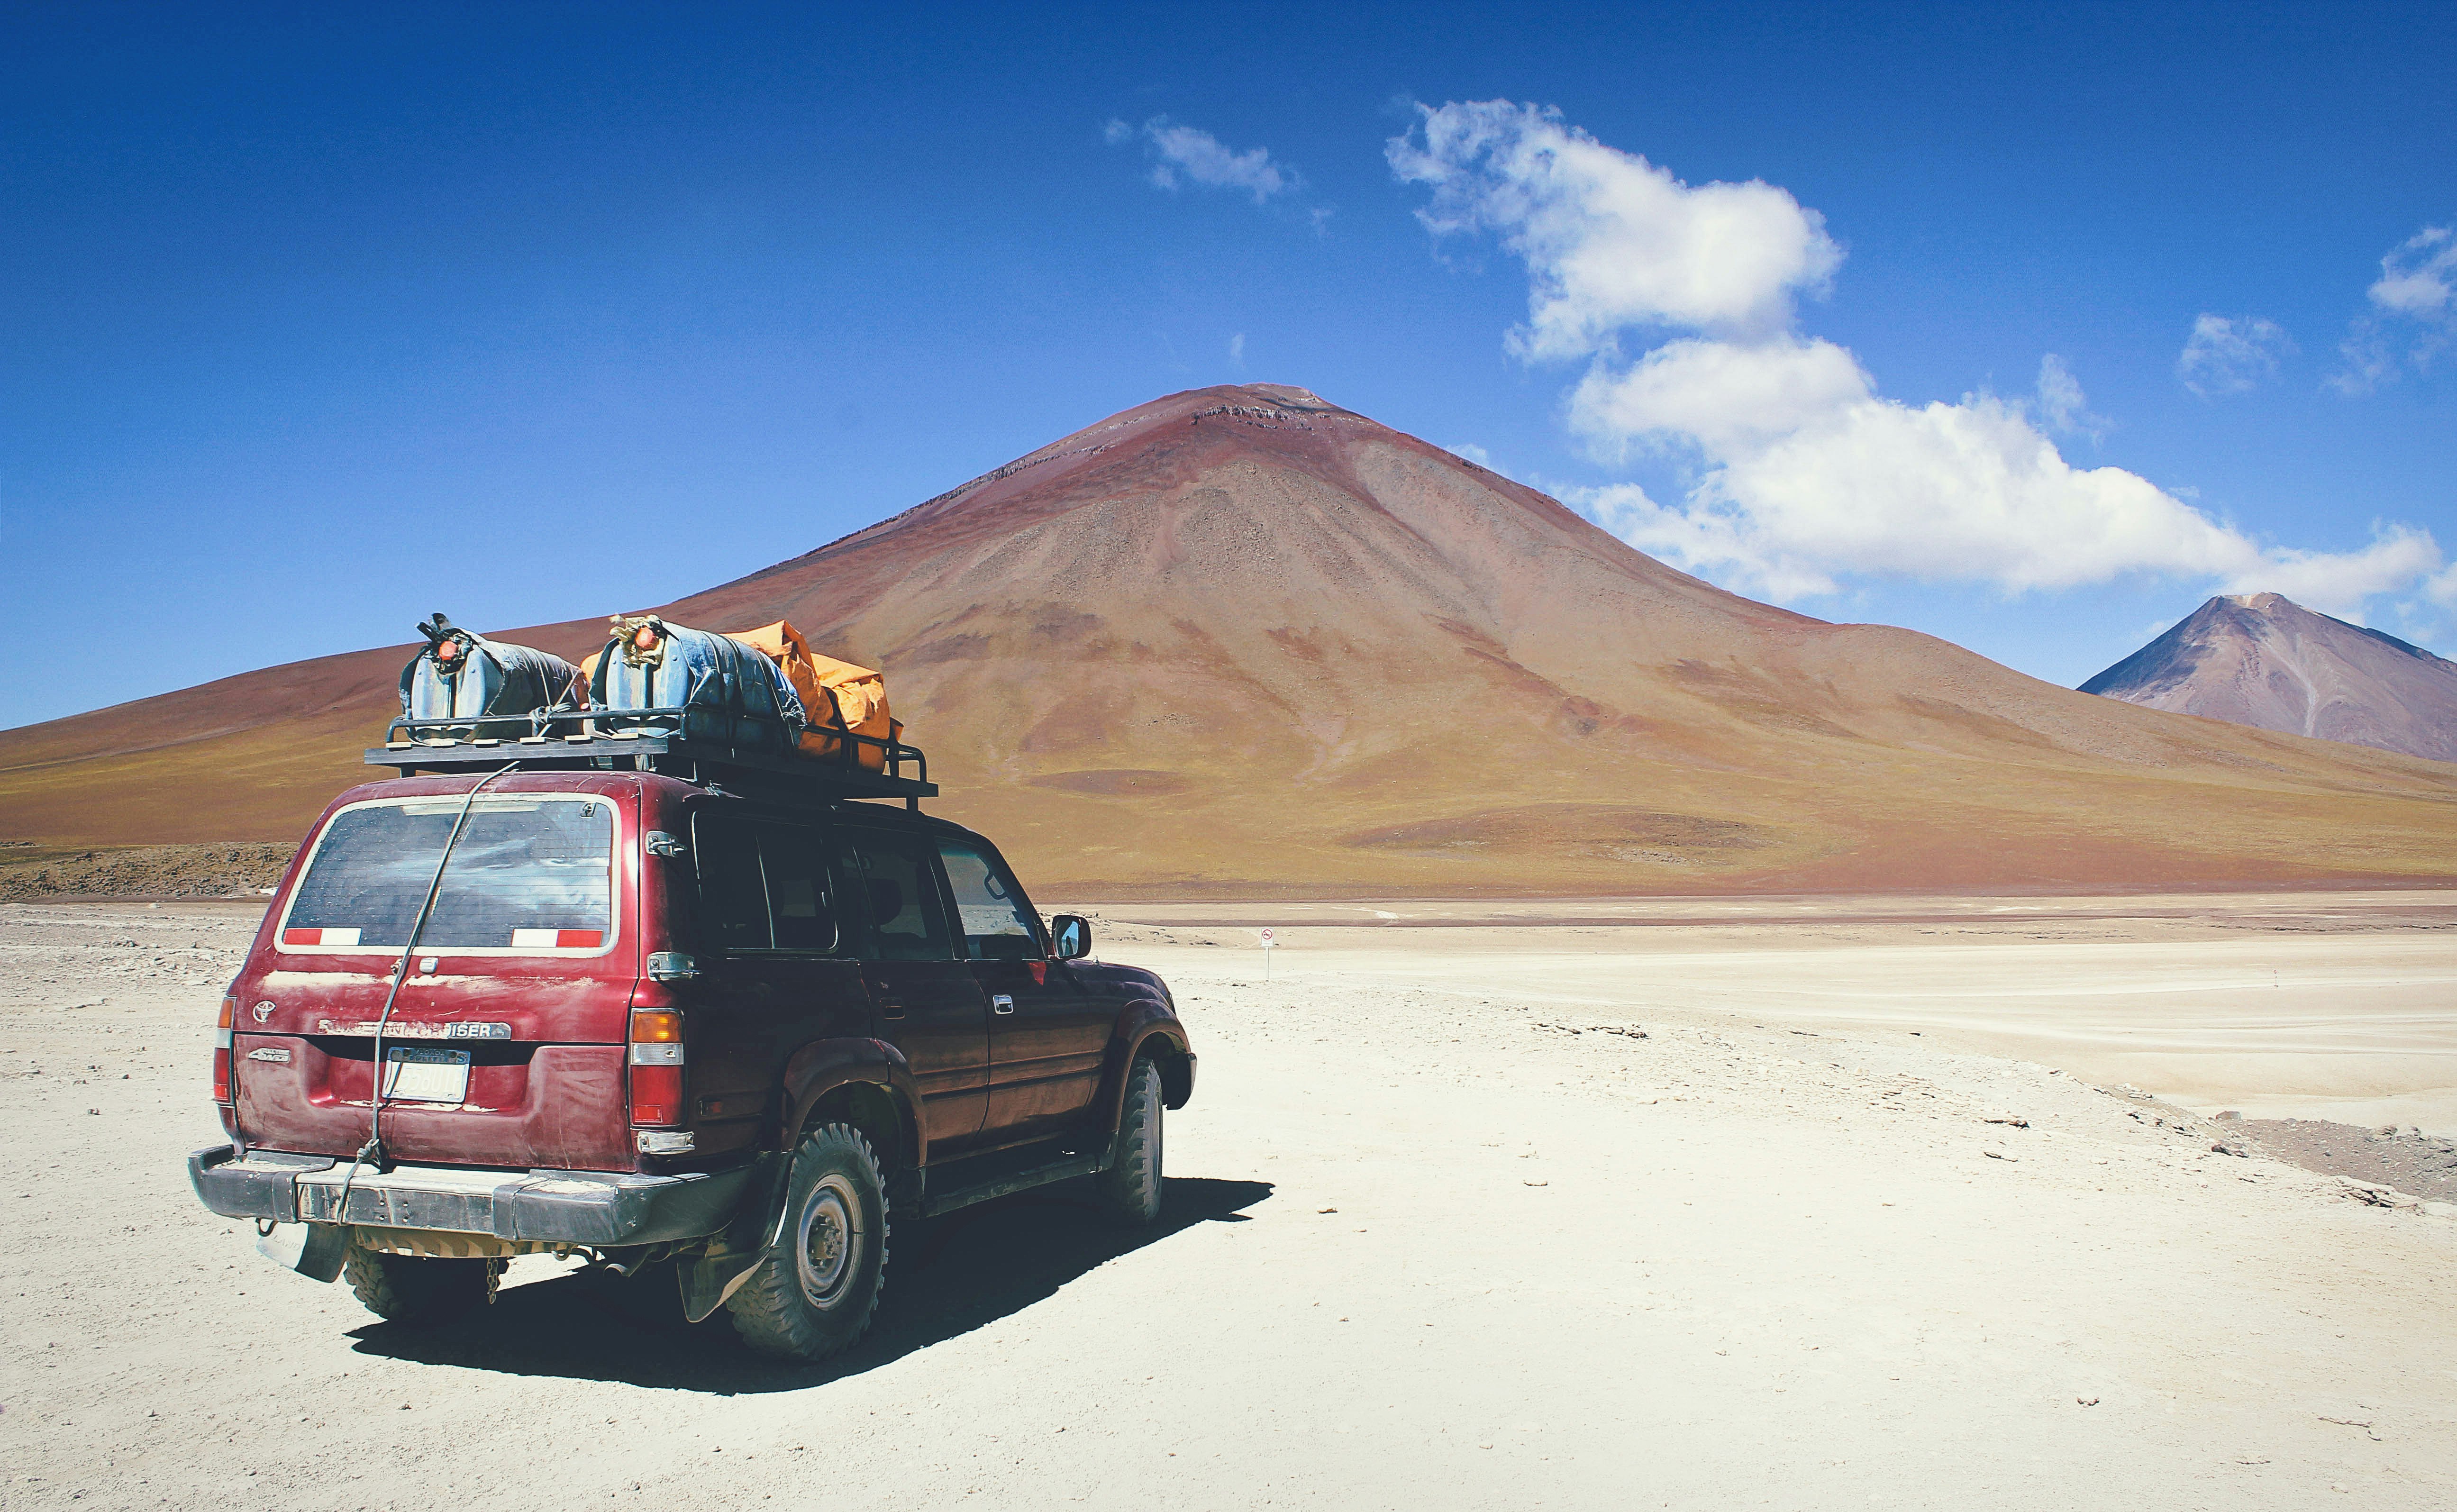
877,998,904,1019
991,994,1015,1015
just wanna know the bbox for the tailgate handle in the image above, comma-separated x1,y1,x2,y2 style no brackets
991,994,1015,1015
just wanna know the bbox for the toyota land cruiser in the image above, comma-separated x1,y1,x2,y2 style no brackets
189,738,1194,1362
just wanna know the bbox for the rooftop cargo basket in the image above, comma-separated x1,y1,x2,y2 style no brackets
376,615,933,805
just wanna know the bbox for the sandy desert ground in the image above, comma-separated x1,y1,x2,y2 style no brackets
5,893,2456,1509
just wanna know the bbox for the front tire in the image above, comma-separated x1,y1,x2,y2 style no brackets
343,1242,490,1325
725,1122,890,1361
1094,1057,1164,1226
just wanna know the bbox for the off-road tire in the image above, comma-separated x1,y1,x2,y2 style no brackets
1094,1056,1164,1226
725,1122,890,1362
342,1242,489,1325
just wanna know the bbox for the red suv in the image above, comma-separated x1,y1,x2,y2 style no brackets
190,750,1194,1361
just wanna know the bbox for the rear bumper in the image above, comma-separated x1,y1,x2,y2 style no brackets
187,1145,759,1247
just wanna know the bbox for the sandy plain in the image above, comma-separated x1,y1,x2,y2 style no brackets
4,893,2455,1509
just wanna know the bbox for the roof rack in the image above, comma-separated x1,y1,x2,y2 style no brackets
367,706,936,808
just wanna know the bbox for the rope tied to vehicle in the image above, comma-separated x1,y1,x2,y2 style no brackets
320,762,523,1229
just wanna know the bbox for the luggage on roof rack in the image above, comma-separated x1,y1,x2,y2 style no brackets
585,614,802,754
375,610,933,804
396,613,584,741
722,620,901,771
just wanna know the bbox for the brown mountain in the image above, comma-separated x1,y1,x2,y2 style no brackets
7,384,2457,895
2081,593,2457,764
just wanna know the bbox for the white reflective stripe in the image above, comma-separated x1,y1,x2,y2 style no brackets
214,1029,233,1048
628,1043,685,1065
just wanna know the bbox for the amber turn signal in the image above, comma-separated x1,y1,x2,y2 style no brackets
628,1010,685,1128
211,993,236,1105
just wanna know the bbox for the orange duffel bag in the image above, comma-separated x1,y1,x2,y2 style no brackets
723,620,902,770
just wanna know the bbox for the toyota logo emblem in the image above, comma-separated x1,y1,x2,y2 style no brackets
252,1001,275,1024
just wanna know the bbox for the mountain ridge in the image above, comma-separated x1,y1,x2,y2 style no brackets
6,385,2456,895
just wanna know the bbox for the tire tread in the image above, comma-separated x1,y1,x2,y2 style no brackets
725,1122,890,1361
1094,1057,1164,1226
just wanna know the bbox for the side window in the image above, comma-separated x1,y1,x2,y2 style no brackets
937,840,1041,961
691,814,844,954
693,815,770,952
846,829,954,962
760,827,840,953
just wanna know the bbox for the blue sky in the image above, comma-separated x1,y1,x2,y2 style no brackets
5,1,2452,730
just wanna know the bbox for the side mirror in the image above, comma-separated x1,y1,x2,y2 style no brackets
646,951,702,984
1050,915,1092,962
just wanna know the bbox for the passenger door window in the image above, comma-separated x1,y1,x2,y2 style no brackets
937,841,1042,961
845,829,955,962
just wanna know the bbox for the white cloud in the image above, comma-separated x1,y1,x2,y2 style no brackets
2249,525,2441,613
2033,354,2107,440
2370,226,2456,318
1111,117,1298,204
1387,100,1839,356
2035,355,2085,432
1229,332,1246,364
2332,226,2456,393
2178,314,2292,397
1390,99,2445,617
1568,336,1868,457
1568,392,2367,601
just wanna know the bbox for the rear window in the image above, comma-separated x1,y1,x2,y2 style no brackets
278,795,617,955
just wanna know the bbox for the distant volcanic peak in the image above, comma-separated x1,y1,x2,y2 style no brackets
2214,591,2448,667
2083,591,2457,762
790,384,1383,565
706,381,1833,656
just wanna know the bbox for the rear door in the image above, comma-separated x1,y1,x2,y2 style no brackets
234,785,637,1171
683,810,870,1159
937,838,1107,1142
841,823,989,1153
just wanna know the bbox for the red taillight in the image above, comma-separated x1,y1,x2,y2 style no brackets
628,1010,683,1126
211,994,235,1104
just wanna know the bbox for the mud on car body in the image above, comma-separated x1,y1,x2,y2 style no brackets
191,765,1194,1360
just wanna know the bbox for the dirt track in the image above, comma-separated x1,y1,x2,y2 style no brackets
5,898,2455,1509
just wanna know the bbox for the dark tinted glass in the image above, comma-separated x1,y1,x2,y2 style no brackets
761,827,840,953
846,829,954,961
287,797,612,950
937,841,1041,960
693,816,770,952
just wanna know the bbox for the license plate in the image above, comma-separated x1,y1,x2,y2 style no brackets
382,1047,471,1104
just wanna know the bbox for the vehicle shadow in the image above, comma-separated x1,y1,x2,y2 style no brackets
344,1175,1272,1393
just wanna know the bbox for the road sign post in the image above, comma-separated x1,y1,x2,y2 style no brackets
1260,928,1275,981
